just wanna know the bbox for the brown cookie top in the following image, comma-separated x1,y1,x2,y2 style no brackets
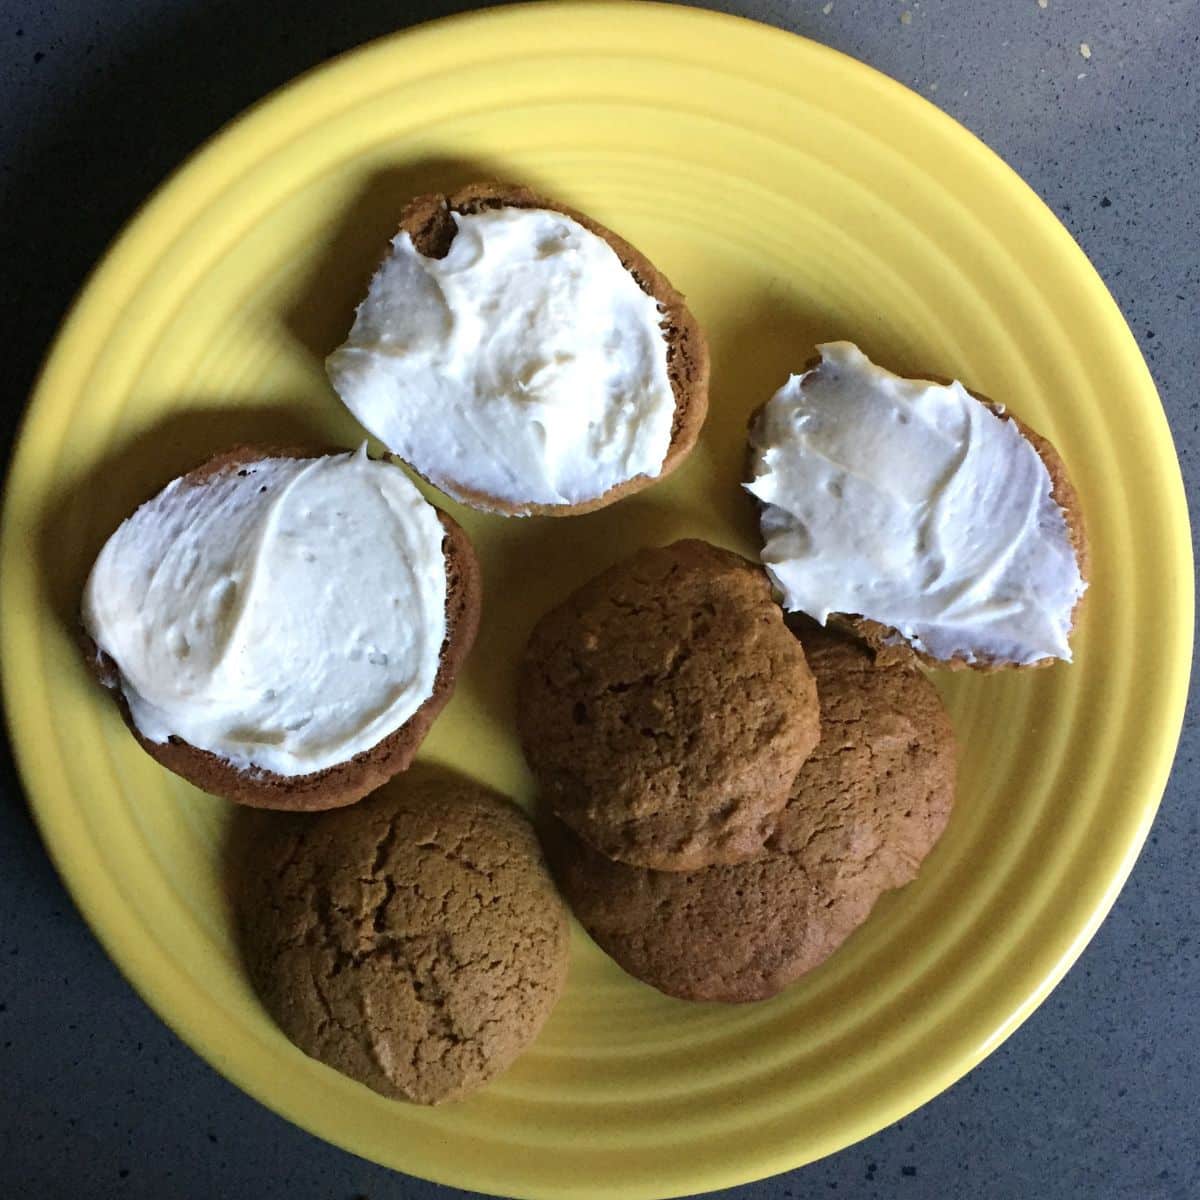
236,771,570,1104
83,445,481,811
545,623,957,1003
394,182,710,516
517,539,820,872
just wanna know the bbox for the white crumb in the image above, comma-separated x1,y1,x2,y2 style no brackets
1037,0,1048,8
1080,42,1092,58
822,1,832,12
929,81,938,91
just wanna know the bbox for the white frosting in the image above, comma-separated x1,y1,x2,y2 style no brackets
82,448,448,776
745,342,1087,665
326,206,676,508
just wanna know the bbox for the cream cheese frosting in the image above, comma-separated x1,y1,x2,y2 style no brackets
326,206,676,509
82,447,448,776
745,342,1087,665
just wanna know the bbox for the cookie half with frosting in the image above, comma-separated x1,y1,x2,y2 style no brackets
746,342,1088,669
326,182,709,516
81,445,480,809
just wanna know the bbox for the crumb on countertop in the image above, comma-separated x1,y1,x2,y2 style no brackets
900,10,912,24
1080,42,1092,58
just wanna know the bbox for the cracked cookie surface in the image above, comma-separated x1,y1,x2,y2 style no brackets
236,772,569,1103
544,623,957,1002
517,539,820,871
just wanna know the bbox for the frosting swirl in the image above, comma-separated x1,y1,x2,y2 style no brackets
83,447,448,775
746,342,1086,664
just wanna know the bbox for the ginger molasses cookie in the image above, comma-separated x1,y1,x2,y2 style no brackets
83,444,480,811
746,341,1088,669
518,539,820,872
326,182,709,516
237,772,569,1103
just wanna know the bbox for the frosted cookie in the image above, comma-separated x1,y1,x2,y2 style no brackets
545,623,956,1002
326,182,709,516
82,445,480,810
517,539,820,871
237,773,569,1104
746,341,1088,668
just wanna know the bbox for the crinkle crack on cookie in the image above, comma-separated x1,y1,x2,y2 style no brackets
236,773,569,1104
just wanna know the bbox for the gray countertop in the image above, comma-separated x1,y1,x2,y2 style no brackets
1,2,1196,1197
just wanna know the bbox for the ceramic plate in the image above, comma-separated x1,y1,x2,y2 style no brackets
1,5,1191,1197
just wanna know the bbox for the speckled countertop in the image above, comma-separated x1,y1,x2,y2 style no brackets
1,2,1196,1198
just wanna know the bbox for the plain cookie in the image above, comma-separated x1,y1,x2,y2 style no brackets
517,539,820,871
545,622,957,1002
236,771,569,1103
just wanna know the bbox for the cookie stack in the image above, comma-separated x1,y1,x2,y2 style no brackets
518,539,958,1003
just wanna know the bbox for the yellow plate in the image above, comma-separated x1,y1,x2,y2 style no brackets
1,4,1192,1196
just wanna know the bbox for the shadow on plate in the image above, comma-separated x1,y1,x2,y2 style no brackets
697,286,838,497
0,0,509,469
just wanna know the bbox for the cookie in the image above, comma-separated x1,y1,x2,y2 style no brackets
327,181,710,516
236,771,569,1103
82,445,481,811
517,539,820,871
746,341,1088,670
545,623,957,1002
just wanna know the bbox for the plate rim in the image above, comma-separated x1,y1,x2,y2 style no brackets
1,3,1193,1196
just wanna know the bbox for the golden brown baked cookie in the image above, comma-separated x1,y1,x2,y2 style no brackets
544,622,957,1002
82,445,481,811
236,771,570,1104
386,181,710,516
517,539,820,872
